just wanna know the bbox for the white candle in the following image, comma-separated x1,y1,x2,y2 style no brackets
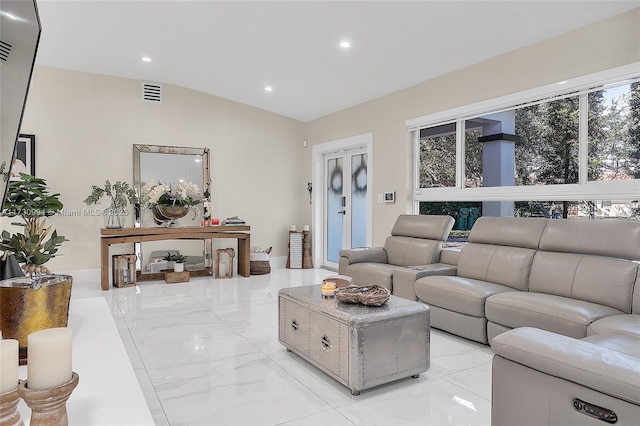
289,225,297,231
302,225,310,231
27,328,72,390
0,339,19,393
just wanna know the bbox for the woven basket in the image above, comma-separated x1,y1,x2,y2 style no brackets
335,285,391,306
250,260,271,275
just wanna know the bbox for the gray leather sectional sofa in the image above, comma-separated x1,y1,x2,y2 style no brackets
414,217,640,343
412,216,640,425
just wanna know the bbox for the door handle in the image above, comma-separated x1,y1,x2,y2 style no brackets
338,210,346,215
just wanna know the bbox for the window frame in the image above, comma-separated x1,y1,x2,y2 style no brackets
408,63,640,209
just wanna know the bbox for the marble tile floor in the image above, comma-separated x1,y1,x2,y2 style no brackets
72,266,494,425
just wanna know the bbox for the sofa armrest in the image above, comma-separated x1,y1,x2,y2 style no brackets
439,249,461,266
339,247,387,265
491,327,640,405
392,263,458,300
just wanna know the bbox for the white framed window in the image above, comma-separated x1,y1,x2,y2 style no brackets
408,63,640,217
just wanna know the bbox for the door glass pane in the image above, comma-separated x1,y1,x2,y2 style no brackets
326,157,343,263
351,153,367,248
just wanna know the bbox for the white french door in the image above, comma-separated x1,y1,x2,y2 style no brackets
323,146,369,270
312,132,373,270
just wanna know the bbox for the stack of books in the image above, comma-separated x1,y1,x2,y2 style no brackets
222,217,246,226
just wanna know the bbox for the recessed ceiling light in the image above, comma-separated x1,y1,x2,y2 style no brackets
264,86,273,92
339,41,351,49
142,56,152,63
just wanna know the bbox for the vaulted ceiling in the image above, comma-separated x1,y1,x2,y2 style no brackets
35,1,639,122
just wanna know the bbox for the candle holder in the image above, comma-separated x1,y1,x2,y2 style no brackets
0,385,24,426
18,372,79,426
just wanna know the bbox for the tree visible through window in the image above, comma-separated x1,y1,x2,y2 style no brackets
588,83,640,181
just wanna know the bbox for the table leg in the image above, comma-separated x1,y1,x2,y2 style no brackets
237,235,250,277
100,238,110,291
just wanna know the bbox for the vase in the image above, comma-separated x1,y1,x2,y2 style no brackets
152,204,189,227
103,201,125,229
174,262,184,272
0,275,72,364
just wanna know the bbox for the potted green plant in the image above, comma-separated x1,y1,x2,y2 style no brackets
162,251,176,269
172,254,188,272
84,180,137,229
0,173,67,275
0,173,71,364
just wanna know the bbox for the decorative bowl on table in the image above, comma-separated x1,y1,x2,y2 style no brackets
152,204,189,226
335,285,391,306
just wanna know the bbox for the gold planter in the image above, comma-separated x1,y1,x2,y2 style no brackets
0,275,72,364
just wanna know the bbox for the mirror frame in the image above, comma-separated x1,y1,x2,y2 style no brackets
1,0,42,209
132,144,211,273
133,143,211,227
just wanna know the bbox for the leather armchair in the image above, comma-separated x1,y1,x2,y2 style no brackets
338,214,454,292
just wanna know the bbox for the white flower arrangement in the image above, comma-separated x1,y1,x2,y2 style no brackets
141,179,202,209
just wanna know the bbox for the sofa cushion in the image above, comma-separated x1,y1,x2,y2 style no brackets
467,216,547,248
587,314,640,338
486,292,623,339
384,236,441,266
539,219,640,261
529,251,637,313
457,243,536,291
581,333,640,358
415,275,516,317
345,262,395,290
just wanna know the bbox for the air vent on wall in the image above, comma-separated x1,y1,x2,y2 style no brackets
0,40,13,62
142,82,163,104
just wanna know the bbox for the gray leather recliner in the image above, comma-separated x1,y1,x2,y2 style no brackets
338,214,454,293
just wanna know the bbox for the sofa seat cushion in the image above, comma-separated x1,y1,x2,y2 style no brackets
587,314,640,338
486,292,623,339
345,262,396,290
581,333,640,358
415,275,516,317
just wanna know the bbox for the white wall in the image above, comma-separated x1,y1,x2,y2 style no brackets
303,8,640,248
20,66,306,271
14,8,640,272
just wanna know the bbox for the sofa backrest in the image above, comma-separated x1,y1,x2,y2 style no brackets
538,219,640,261
390,214,454,240
457,217,548,291
383,215,454,266
530,219,640,313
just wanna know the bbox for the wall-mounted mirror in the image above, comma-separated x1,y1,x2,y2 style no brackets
1,0,41,207
133,144,211,274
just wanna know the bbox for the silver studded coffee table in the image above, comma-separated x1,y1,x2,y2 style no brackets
278,284,430,395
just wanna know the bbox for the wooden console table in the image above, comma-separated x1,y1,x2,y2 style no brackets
100,225,250,290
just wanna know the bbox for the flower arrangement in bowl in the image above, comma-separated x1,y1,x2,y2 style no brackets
84,180,138,229
141,180,201,226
